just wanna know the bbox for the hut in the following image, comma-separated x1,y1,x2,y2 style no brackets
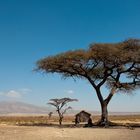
75,110,92,126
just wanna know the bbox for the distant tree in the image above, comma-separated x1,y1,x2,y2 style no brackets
48,112,53,119
47,98,78,125
37,39,140,126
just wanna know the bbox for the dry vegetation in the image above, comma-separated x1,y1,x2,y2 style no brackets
0,115,140,126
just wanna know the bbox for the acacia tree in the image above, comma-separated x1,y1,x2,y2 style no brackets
48,98,78,125
37,39,140,126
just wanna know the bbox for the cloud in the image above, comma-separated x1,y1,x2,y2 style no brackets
6,90,21,98
0,88,32,98
19,88,32,94
65,90,75,94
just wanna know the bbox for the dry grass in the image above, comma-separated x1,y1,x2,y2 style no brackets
0,115,140,126
92,115,140,122
0,116,48,125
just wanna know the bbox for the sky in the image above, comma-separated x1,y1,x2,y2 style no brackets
0,0,140,112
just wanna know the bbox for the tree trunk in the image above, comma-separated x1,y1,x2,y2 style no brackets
96,102,109,126
100,102,109,126
57,110,63,125
95,88,109,126
59,117,63,125
87,78,115,126
95,87,115,126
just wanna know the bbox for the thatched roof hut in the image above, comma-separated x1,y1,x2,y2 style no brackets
75,110,91,124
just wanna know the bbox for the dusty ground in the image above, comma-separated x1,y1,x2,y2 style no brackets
0,124,140,140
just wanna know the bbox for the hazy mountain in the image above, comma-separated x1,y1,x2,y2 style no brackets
0,101,139,115
0,101,80,115
0,101,52,115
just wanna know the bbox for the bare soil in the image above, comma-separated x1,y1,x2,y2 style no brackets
0,124,140,140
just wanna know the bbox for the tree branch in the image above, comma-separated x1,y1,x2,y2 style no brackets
119,62,136,74
105,87,117,105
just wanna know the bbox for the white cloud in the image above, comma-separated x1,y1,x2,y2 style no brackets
0,88,32,98
6,90,21,98
65,90,75,94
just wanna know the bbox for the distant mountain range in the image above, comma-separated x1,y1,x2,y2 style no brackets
0,101,81,115
0,101,52,115
0,101,139,115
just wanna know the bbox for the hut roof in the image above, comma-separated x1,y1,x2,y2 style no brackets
75,110,91,117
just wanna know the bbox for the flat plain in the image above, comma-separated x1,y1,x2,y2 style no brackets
0,115,140,140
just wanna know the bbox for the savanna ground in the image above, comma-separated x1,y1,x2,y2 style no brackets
0,115,140,140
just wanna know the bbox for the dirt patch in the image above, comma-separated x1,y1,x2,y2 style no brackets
0,124,140,140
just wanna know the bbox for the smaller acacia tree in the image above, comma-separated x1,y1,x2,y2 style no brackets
48,97,78,125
